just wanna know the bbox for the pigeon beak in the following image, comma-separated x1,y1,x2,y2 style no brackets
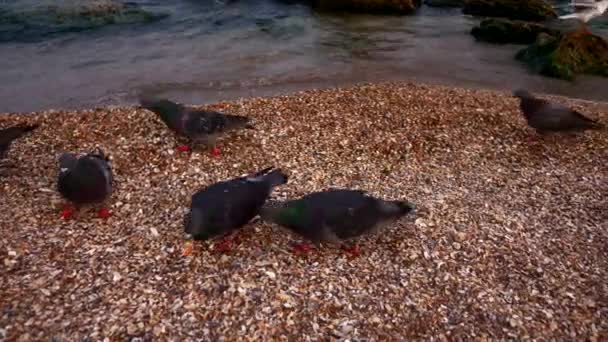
409,203,417,216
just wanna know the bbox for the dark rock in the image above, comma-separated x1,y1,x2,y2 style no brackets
312,0,422,14
0,0,168,42
471,18,562,44
463,0,557,21
424,0,466,7
515,30,608,80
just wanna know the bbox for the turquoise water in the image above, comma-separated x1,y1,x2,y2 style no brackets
0,0,607,113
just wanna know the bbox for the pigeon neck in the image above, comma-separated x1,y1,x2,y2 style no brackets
521,98,546,118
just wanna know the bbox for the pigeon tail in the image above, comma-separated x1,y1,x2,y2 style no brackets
88,147,110,161
262,169,289,188
248,167,289,187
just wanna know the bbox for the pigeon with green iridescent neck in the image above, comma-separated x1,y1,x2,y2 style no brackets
259,189,416,256
138,97,254,157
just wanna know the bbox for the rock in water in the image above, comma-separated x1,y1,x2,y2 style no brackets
515,31,608,80
513,89,604,133
0,122,39,161
462,0,557,21
0,0,167,43
260,189,416,253
139,97,253,155
57,148,114,219
184,167,289,241
311,0,421,14
425,0,466,8
470,18,561,45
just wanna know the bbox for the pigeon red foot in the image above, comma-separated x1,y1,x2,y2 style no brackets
291,242,313,255
176,144,191,152
59,204,75,220
212,234,241,253
211,146,221,157
98,208,112,219
182,241,195,257
341,244,361,257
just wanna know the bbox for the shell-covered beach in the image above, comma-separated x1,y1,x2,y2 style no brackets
1,82,607,340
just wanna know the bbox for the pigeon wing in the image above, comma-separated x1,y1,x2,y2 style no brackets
535,104,600,131
291,189,374,243
186,177,272,239
87,153,113,194
183,109,251,140
316,191,383,240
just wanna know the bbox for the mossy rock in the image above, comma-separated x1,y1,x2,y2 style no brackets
515,30,608,80
312,0,421,14
0,0,168,42
463,0,557,21
471,18,562,44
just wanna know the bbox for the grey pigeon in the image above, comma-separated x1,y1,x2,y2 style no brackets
513,89,604,135
57,148,114,220
259,189,416,256
138,97,254,156
0,122,39,165
182,166,288,254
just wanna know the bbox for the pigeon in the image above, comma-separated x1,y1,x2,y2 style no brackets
259,189,416,256
558,0,608,32
0,122,39,168
182,166,288,256
138,97,254,157
513,89,604,137
57,148,114,220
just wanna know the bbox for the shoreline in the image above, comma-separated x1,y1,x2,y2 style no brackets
3,79,608,116
1,81,607,340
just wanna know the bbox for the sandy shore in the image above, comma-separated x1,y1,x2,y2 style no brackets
1,81,606,340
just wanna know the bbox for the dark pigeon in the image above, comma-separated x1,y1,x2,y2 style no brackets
0,123,39,165
57,148,114,220
182,166,288,255
259,189,416,256
513,89,604,135
139,97,253,156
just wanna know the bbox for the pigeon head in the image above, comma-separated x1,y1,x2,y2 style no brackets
184,208,216,240
58,152,78,172
380,200,417,218
138,98,181,115
513,89,534,99
89,147,110,163
394,200,416,215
